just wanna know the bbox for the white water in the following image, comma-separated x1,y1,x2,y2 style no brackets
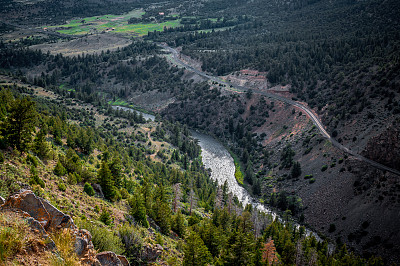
191,130,332,248
191,131,274,216
110,105,329,247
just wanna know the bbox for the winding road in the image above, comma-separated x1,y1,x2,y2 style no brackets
160,43,400,177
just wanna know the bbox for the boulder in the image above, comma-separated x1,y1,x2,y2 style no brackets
96,251,123,266
0,196,5,205
26,217,57,250
41,198,73,231
1,190,50,228
141,243,163,262
117,255,129,266
1,190,130,265
74,236,88,257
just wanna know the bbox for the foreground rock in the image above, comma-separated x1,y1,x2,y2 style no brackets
0,190,129,266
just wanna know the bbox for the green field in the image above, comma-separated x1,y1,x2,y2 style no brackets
44,9,181,36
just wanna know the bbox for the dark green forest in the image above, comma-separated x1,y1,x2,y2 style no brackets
0,0,399,264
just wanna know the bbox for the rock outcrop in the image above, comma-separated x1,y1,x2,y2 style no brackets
96,251,125,266
0,190,129,266
141,243,163,262
362,125,400,171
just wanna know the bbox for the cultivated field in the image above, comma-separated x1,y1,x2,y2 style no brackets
43,9,181,37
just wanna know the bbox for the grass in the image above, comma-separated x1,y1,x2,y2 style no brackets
44,8,181,36
49,229,80,265
228,151,244,185
108,98,128,106
0,212,28,263
234,161,244,185
114,20,181,36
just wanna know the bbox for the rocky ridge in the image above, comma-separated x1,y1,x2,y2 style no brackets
0,190,130,266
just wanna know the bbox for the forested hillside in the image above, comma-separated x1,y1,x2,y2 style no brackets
1,0,399,264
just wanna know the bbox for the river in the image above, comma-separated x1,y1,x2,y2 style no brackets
191,130,332,249
112,105,328,245
191,131,274,216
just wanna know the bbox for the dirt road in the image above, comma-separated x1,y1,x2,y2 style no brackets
160,43,400,176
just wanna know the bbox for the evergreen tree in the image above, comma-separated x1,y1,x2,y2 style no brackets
129,193,149,228
172,210,186,238
98,161,115,200
4,97,37,151
54,160,66,176
32,127,50,160
290,161,302,178
183,232,212,266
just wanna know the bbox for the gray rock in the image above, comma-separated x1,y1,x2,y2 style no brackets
96,251,123,266
41,198,73,231
74,236,88,256
116,255,130,266
2,190,50,228
26,217,56,250
141,244,163,262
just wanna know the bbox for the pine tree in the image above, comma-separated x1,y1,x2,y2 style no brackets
172,210,186,238
291,161,302,178
33,127,50,160
183,232,212,266
98,161,115,200
129,193,149,228
4,97,37,151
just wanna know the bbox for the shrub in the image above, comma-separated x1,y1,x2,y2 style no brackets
67,173,77,185
76,219,124,254
83,182,95,196
309,178,316,184
0,152,4,164
0,213,28,263
58,182,66,191
49,229,79,265
118,224,143,264
99,209,113,226
29,175,45,188
26,154,38,167
54,161,66,176
321,165,328,172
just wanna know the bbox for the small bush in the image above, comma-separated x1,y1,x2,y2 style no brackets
58,182,66,192
99,209,113,226
309,178,316,184
49,229,79,265
54,161,66,176
321,165,328,172
118,224,143,264
76,219,124,254
26,154,38,167
0,213,28,263
29,175,45,188
304,174,313,180
67,173,77,185
83,182,95,196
